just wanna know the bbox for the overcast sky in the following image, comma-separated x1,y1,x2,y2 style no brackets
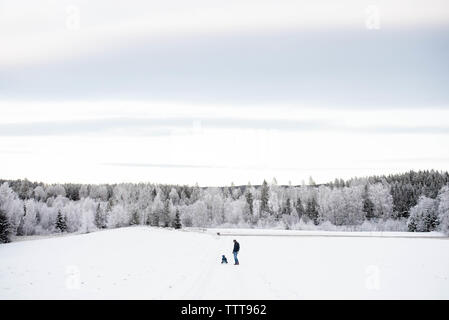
1,0,449,186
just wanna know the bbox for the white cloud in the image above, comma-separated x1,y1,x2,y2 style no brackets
0,101,448,185
1,1,448,185
1,0,449,66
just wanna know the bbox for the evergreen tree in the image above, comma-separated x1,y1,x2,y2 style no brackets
424,211,439,231
260,180,270,218
0,208,11,243
1,170,448,235
284,198,292,215
55,210,67,232
295,197,305,220
363,197,375,220
162,199,171,227
308,176,316,186
35,210,41,225
245,189,254,217
306,197,319,225
278,198,292,222
152,212,160,227
230,182,237,200
18,179,33,200
408,218,417,232
362,185,375,220
222,186,231,200
190,183,201,203
130,209,139,225
407,196,439,232
151,188,157,201
94,203,106,229
173,209,182,229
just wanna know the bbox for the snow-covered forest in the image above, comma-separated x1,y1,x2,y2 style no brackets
1,170,449,243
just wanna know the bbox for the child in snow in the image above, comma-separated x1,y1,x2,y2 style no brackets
221,255,228,264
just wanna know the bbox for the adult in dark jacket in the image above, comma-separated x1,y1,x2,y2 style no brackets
232,239,240,265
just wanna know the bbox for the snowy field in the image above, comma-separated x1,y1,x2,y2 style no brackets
1,226,449,299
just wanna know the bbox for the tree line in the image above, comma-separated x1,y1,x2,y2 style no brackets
1,170,449,243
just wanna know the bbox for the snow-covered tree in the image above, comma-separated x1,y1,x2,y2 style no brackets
79,197,97,233
179,205,193,227
0,182,24,234
169,188,180,205
2,170,448,238
20,200,38,235
306,197,319,225
259,180,270,218
368,183,394,219
46,184,66,198
107,204,129,228
317,186,364,226
437,186,449,235
295,197,305,220
173,209,182,229
269,178,281,219
192,200,208,227
0,208,11,243
17,179,33,200
16,203,26,236
151,191,164,226
89,185,109,201
317,186,345,225
224,198,244,225
137,184,153,225
33,186,47,201
94,202,109,229
161,199,172,227
62,201,81,232
343,186,364,225
245,185,254,217
190,183,202,203
205,189,225,226
79,185,90,199
407,196,439,232
231,184,242,200
55,210,67,232
362,185,375,220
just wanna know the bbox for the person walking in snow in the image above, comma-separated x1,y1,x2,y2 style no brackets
232,239,240,265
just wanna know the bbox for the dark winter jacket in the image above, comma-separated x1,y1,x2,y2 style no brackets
233,241,240,253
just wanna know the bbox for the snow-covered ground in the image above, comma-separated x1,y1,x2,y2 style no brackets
1,226,448,299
